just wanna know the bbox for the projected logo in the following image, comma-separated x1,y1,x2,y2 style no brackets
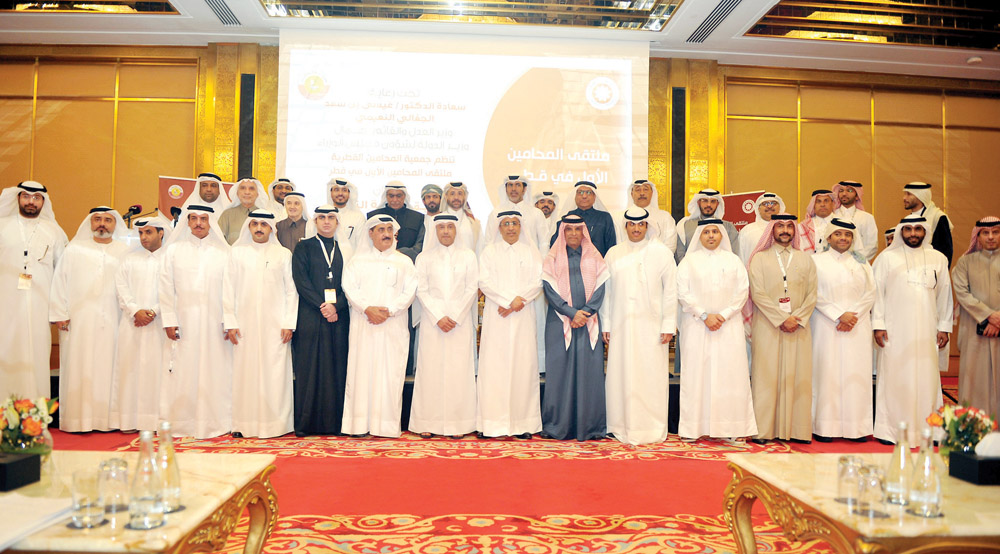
586,77,620,111
168,184,185,199
298,74,330,101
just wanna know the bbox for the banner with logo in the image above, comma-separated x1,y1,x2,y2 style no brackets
158,176,235,217
722,190,765,231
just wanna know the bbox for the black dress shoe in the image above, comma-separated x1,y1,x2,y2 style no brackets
750,438,769,445
294,431,307,437
877,438,894,446
518,432,533,440
813,434,833,443
847,436,869,443
475,432,485,439
788,438,812,444
231,432,243,438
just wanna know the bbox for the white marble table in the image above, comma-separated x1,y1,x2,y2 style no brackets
2,451,278,554
724,452,1000,554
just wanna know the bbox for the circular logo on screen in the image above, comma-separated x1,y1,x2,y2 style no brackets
743,199,756,214
586,77,620,111
168,185,185,199
298,74,329,101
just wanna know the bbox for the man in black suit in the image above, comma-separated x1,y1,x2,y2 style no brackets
367,181,424,262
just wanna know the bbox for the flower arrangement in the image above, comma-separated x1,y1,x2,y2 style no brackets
1,395,58,454
926,404,998,459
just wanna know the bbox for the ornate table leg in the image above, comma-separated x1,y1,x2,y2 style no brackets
241,466,279,554
724,463,760,554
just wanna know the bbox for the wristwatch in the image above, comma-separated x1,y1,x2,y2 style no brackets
700,312,708,321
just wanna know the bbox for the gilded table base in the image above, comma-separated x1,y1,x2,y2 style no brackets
723,462,1000,554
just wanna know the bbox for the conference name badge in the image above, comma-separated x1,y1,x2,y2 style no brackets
18,273,32,290
778,297,792,313
325,289,337,304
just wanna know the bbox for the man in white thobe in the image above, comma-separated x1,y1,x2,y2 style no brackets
873,215,953,445
533,187,560,240
675,188,739,262
409,214,479,437
477,210,544,438
811,218,876,442
181,172,231,218
266,178,295,221
328,178,366,249
223,210,298,438
159,205,233,438
614,180,677,253
0,181,67,400
110,217,170,431
50,207,129,432
531,187,559,372
487,176,550,254
341,215,418,437
676,218,756,443
833,181,878,261
798,189,838,254
600,208,678,445
442,181,481,253
738,192,784,267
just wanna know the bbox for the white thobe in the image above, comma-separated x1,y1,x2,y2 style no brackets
676,248,757,439
810,250,876,439
49,240,129,432
599,239,677,445
835,205,878,261
477,240,543,436
800,214,833,253
0,215,66,400
488,202,550,254
336,209,366,251
872,246,953,444
223,242,298,438
159,238,232,438
738,220,768,267
111,248,168,431
613,209,678,254
342,248,417,437
409,246,479,435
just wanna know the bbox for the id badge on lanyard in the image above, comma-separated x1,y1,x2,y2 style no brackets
318,237,338,303
776,250,792,313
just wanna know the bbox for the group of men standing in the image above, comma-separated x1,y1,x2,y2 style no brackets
1,175,997,447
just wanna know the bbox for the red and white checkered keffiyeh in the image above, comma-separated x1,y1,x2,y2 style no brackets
799,191,839,253
742,215,802,321
966,216,1000,255
542,220,609,349
832,181,865,212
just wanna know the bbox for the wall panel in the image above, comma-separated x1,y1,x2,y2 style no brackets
800,87,869,121
727,83,797,118
115,102,196,215
801,122,871,210
118,64,197,99
0,63,34,96
725,119,797,212
946,95,1000,128
874,91,941,125
946,129,1000,256
36,63,116,97
873,125,943,237
0,99,32,186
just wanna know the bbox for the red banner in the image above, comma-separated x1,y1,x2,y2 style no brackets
721,190,765,231
158,176,234,215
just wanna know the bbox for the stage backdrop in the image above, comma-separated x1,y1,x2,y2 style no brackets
276,29,649,220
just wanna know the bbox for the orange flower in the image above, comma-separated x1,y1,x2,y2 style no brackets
47,399,59,414
926,412,944,427
955,407,969,417
13,398,35,414
21,417,42,437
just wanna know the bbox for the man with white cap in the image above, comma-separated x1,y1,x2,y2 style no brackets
219,178,269,245
276,191,308,252
675,188,738,263
811,218,875,442
341,214,417,437
551,181,617,257
367,182,424,262
291,205,354,437
542,213,610,441
833,181,878,261
182,172,230,216
737,192,784,267
0,181,67,400
952,216,1000,418
903,182,954,265
676,218,756,444
110,217,170,431
798,189,838,254
533,187,560,239
873,214,953,445
442,181,480,252
50,207,129,432
409,214,479,438
159,204,232,438
600,208,678,445
478,210,544,438
746,213,817,443
266,178,295,220
223,209,297,438
327,178,366,250
488,176,550,255
614,180,677,253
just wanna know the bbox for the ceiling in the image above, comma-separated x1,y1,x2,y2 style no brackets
1,0,997,81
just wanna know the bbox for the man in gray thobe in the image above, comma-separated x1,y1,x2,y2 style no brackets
541,214,610,441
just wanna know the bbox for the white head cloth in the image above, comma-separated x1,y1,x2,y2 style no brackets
377,181,411,210
233,209,280,247
326,178,360,211
822,217,866,262
130,215,172,252
70,207,128,244
280,191,309,222
266,178,295,211
488,209,530,246
225,178,270,211
304,204,340,240
532,187,560,209
905,181,954,232
183,172,231,210
753,192,786,218
356,213,401,257
423,213,471,254
554,180,610,220
443,181,475,216
164,204,228,249
617,207,658,244
883,214,933,255
495,175,537,212
627,180,663,213
0,181,57,221
686,188,726,219
685,218,734,257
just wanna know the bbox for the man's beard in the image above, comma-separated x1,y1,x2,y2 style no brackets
19,205,40,218
904,237,924,248
424,202,440,213
93,230,112,239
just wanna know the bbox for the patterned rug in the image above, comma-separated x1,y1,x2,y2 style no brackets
218,513,832,554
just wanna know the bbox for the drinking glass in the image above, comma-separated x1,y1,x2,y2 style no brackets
836,455,863,508
71,469,106,528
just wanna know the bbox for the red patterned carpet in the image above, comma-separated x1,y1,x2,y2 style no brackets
51,429,891,553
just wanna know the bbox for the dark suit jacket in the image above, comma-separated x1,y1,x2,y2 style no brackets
367,205,425,261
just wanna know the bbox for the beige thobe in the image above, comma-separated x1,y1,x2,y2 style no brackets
749,244,817,440
952,248,1000,416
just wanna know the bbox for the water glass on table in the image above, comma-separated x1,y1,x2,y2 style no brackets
853,464,889,519
99,458,129,526
836,455,863,508
71,469,106,528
